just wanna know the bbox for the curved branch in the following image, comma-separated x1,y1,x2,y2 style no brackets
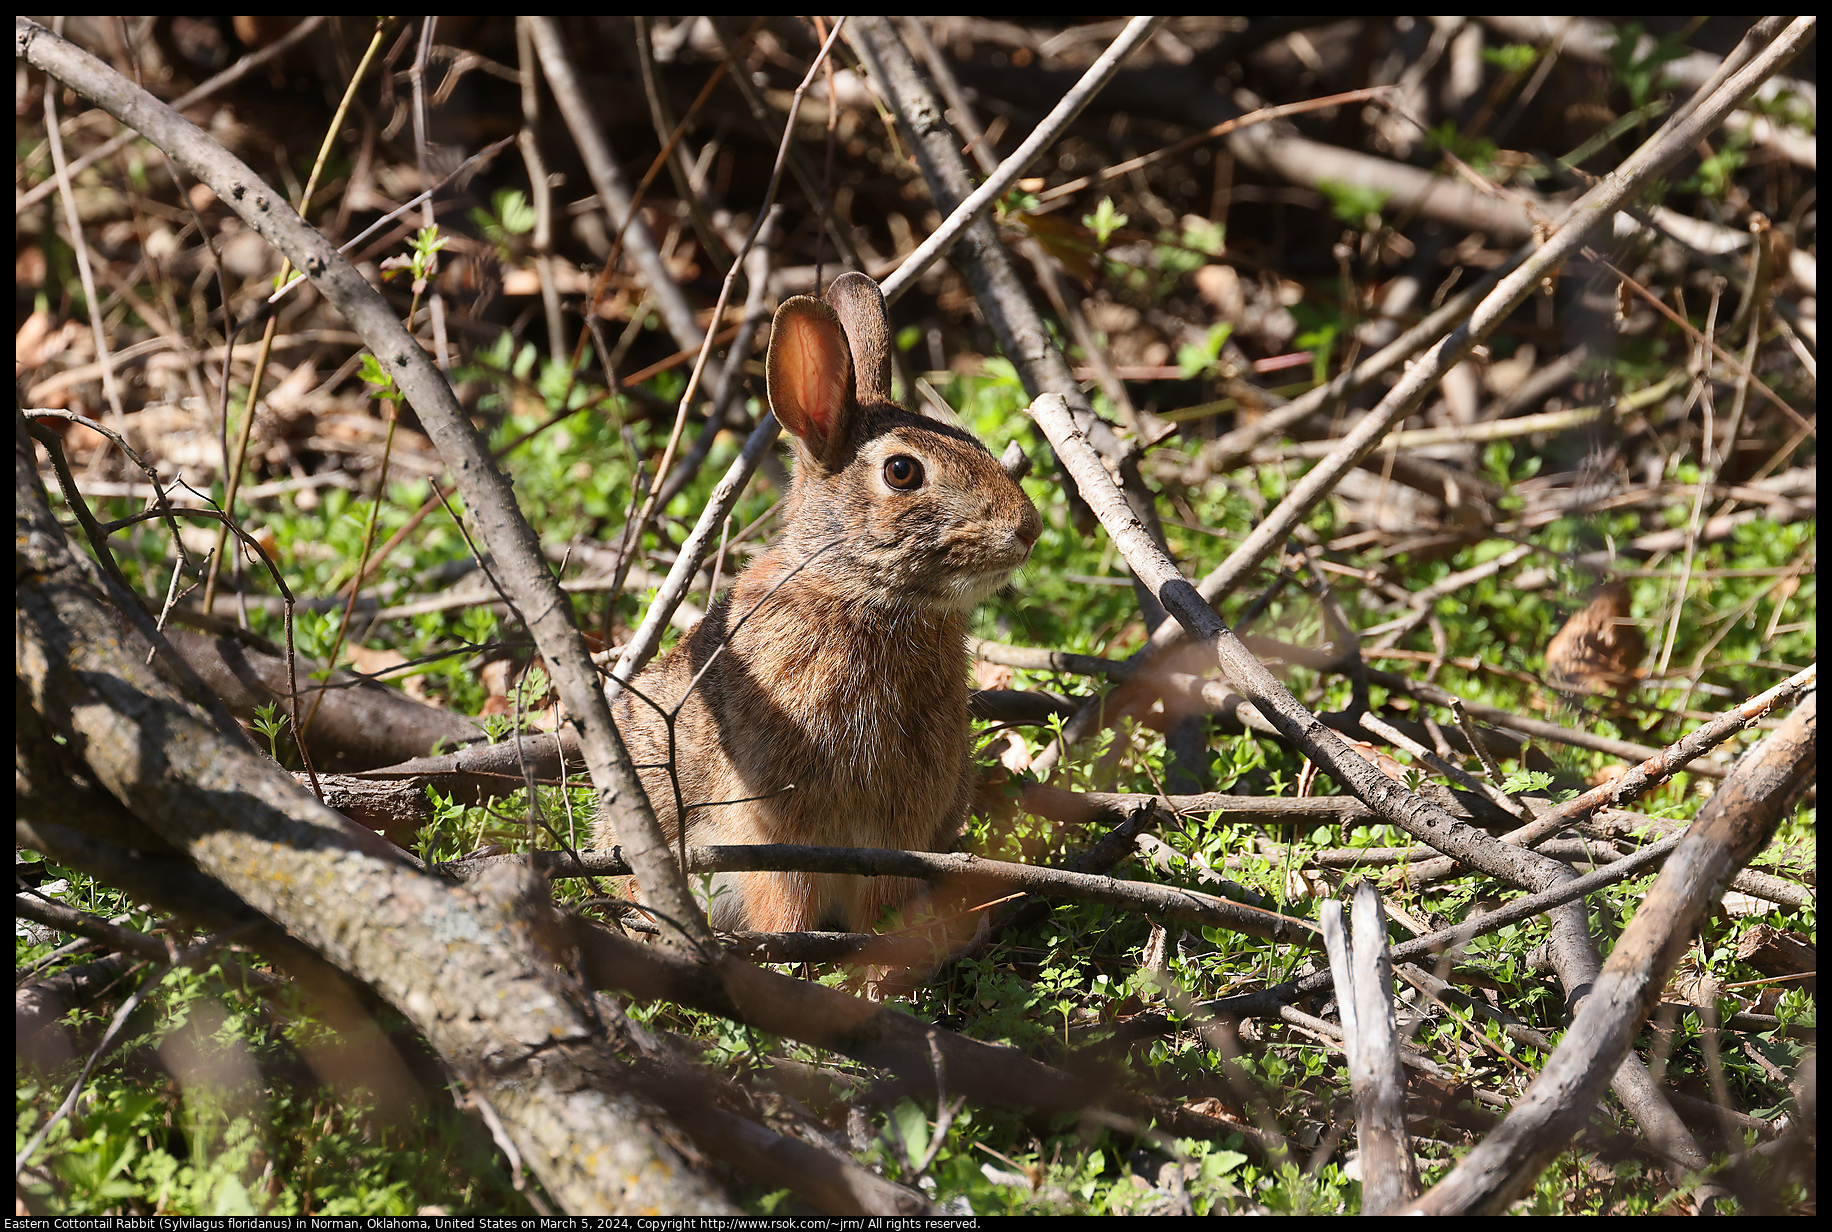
14,14,710,949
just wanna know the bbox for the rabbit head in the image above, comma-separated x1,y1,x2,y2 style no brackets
763,271,1041,611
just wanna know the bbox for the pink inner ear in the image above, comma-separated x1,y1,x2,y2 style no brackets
777,310,852,447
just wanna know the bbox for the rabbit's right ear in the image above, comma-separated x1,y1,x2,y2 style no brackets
767,297,855,470
823,271,894,408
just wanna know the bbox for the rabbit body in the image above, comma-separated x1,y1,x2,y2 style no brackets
604,273,1040,933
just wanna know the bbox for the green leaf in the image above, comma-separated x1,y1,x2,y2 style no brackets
1482,43,1540,74
358,352,405,403
1181,217,1226,256
891,1098,931,1168
1317,179,1392,228
1503,770,1555,795
1083,197,1129,246
1177,322,1235,378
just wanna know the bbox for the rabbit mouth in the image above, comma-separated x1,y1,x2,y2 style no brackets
947,562,1024,606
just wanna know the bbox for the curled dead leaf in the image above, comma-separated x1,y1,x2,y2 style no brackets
1347,738,1412,784
1545,581,1644,698
972,660,1015,691
1587,762,1630,787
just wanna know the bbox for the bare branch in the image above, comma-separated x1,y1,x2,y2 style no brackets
1409,689,1815,1214
15,15,711,948
879,16,1165,304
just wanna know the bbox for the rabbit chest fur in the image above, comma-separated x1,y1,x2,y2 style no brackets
603,273,1040,934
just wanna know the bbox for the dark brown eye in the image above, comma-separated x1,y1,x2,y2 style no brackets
883,455,924,491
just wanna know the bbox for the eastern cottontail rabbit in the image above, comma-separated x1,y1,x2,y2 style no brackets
603,271,1041,933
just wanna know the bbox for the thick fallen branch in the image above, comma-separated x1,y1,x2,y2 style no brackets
16,412,730,1212
14,14,710,951
574,921,1291,1164
1324,886,1419,1213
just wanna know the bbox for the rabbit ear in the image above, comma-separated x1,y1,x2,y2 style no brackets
767,296,855,468
823,272,894,408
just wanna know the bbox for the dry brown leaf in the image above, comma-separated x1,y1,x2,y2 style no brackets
1734,924,1816,997
16,309,74,370
1193,262,1246,319
1587,762,1630,787
1014,210,1099,284
1545,581,1645,697
972,660,1015,691
1663,952,1723,1006
1347,738,1412,783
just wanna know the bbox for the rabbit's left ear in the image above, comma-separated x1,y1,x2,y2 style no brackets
767,296,855,470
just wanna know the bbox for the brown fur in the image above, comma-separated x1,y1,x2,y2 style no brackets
602,272,1041,932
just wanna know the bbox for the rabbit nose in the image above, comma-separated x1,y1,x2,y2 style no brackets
1015,504,1042,547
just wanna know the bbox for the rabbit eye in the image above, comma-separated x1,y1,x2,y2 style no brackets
883,455,924,491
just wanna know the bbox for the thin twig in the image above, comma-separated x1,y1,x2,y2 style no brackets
878,15,1165,304
609,411,782,689
611,23,849,660
1450,699,1505,786
41,31,127,425
202,19,390,613
524,15,719,376
17,15,331,212
1430,663,1816,866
